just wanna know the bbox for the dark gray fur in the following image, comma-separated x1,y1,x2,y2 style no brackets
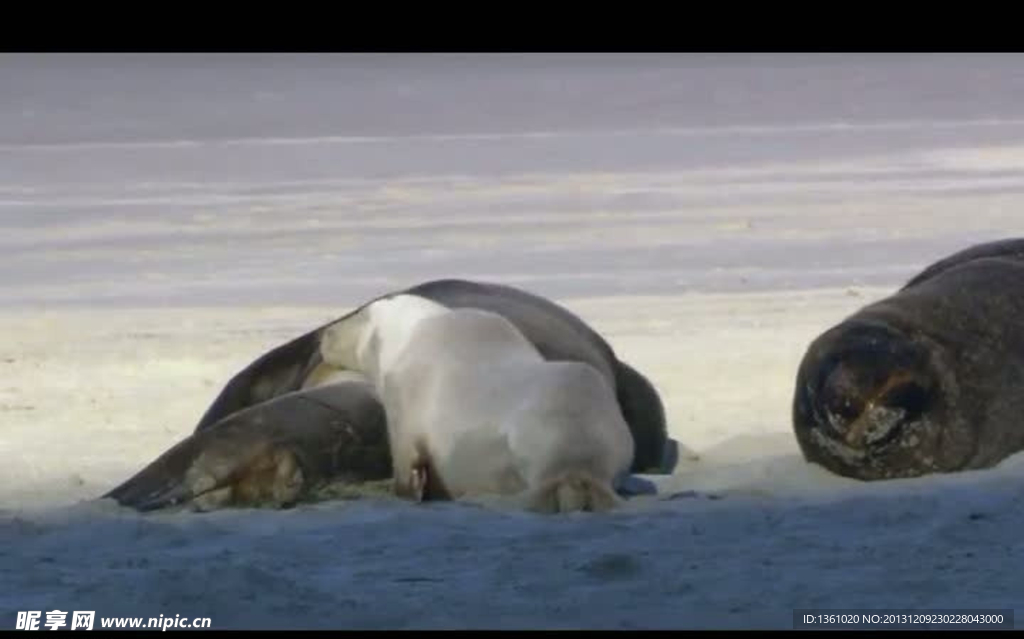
104,380,390,511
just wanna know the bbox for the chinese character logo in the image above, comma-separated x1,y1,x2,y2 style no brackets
71,612,95,631
15,611,41,630
44,610,67,631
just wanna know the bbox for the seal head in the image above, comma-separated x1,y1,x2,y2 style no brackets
793,318,968,480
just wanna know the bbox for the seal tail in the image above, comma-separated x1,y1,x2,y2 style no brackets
101,435,215,511
524,470,622,514
104,480,194,513
102,458,199,512
103,442,306,512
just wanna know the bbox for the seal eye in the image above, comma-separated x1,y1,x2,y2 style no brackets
819,362,869,424
879,377,929,425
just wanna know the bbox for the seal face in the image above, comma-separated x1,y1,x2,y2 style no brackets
793,320,958,480
793,238,1024,480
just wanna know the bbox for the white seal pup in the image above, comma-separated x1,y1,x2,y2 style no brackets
319,294,635,513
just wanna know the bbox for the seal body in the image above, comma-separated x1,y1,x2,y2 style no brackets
320,294,635,513
793,238,1024,480
191,278,670,474
103,376,390,511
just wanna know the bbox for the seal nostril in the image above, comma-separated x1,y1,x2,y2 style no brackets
839,374,933,449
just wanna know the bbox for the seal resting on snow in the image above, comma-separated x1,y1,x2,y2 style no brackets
319,294,635,512
191,278,673,474
103,373,390,511
104,279,671,512
792,238,1024,480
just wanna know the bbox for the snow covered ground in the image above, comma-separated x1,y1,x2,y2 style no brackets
2,53,1024,629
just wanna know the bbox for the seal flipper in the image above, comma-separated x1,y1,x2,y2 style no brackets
103,437,301,512
614,474,658,497
192,328,326,432
102,431,212,510
105,381,392,512
614,360,671,473
110,448,305,512
191,301,387,433
522,471,623,513
112,480,197,513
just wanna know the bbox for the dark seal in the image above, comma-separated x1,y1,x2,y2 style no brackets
793,238,1024,480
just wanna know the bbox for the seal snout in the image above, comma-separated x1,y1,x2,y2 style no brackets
819,363,932,450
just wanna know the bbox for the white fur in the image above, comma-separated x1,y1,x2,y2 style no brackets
319,294,450,388
360,295,451,385
299,366,370,390
319,294,634,513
